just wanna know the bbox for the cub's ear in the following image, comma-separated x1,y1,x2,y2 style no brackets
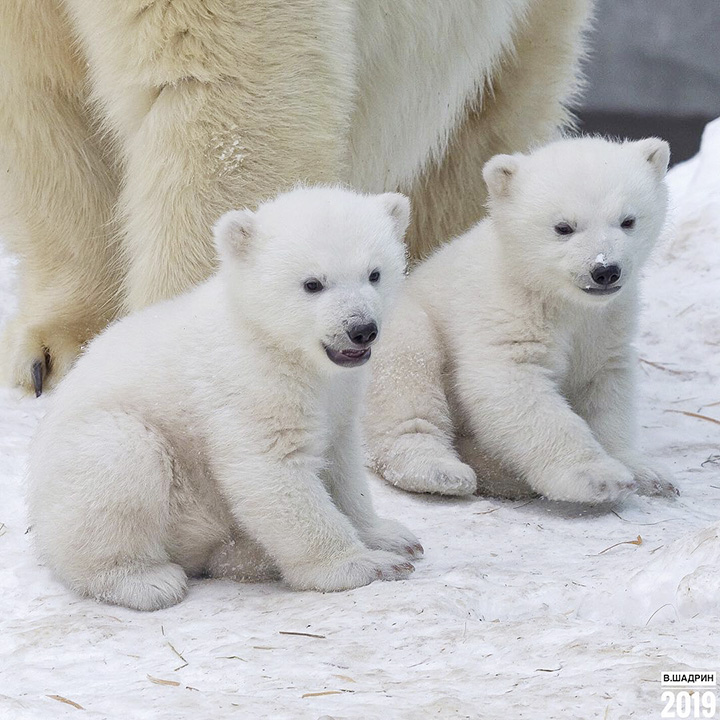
379,192,411,239
634,138,670,179
483,154,520,199
213,209,255,259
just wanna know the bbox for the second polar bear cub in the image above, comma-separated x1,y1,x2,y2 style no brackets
367,137,677,503
28,187,421,611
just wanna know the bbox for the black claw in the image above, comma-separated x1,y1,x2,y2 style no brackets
31,359,44,397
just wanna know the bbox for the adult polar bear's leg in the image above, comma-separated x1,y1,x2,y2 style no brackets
0,1,121,394
405,0,592,259
62,0,356,310
347,0,532,197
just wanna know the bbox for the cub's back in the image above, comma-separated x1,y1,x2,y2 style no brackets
45,279,241,423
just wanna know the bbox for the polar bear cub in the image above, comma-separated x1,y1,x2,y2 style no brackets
28,187,422,611
367,137,677,503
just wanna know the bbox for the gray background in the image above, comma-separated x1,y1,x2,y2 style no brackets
578,0,720,162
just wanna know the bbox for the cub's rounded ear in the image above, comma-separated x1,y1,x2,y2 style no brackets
483,154,520,199
213,209,255,259
634,138,670,179
379,192,411,238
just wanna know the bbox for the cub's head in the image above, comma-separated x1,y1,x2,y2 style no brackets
214,186,409,371
483,137,670,305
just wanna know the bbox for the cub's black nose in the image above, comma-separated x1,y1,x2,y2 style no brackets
347,321,378,346
590,263,621,286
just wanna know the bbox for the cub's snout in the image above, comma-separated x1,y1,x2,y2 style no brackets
324,317,380,368
590,263,621,287
584,262,623,296
347,321,378,346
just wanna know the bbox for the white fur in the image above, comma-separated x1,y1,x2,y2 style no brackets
366,137,678,504
0,0,591,393
348,0,530,192
27,187,421,611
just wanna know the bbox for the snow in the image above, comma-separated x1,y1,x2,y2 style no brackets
1,124,719,719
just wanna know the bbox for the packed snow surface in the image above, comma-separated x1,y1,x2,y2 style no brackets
1,123,719,719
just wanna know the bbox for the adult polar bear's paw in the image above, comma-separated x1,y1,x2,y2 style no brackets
90,563,188,612
1,319,83,397
377,433,477,496
538,456,636,504
283,549,414,592
360,518,424,559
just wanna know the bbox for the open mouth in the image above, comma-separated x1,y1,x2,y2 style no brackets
582,286,622,296
324,345,372,367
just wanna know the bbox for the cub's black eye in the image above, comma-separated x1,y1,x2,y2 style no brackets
303,279,323,294
369,269,380,283
554,222,575,237
621,216,636,230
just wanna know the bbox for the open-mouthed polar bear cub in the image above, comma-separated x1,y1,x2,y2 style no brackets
366,137,678,504
28,187,421,611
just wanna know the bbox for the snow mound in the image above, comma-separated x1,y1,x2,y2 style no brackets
581,521,720,625
665,117,720,241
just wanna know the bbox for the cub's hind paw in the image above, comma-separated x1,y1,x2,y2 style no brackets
89,563,188,611
376,433,477,496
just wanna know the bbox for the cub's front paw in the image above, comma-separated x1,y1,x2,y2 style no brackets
360,518,423,559
541,457,636,504
283,549,414,592
622,457,679,498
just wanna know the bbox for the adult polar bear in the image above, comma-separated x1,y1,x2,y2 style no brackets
0,0,591,394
